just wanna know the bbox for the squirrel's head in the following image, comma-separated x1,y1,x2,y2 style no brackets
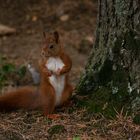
41,31,61,57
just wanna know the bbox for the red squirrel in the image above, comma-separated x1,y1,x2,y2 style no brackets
0,31,73,115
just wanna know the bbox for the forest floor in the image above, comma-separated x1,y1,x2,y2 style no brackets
0,0,139,139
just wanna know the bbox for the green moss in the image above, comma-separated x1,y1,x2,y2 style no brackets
133,114,140,125
115,0,129,17
73,136,81,140
77,59,131,117
76,72,96,95
77,52,135,117
76,80,131,118
48,125,65,136
93,59,102,70
126,31,140,49
76,87,115,118
98,59,113,85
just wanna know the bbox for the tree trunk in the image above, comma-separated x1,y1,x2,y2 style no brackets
77,0,140,119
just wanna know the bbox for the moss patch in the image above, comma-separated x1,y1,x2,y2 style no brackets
133,114,140,125
48,124,65,136
98,59,113,85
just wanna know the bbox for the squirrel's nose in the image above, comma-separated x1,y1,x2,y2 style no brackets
49,45,54,49
41,51,45,56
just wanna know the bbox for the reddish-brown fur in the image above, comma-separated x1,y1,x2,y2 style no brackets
0,31,73,115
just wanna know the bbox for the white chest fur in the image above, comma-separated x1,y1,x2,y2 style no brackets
45,57,65,106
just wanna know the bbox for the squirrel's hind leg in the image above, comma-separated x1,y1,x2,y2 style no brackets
60,84,73,106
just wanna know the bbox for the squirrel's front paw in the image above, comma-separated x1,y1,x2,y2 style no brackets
43,68,52,76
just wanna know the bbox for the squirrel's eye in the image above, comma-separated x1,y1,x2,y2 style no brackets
41,51,45,56
49,45,54,49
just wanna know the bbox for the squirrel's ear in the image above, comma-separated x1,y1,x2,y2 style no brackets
53,31,59,43
43,31,46,38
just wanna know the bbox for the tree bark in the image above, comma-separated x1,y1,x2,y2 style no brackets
77,0,140,119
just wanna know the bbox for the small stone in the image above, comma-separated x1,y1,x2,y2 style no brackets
60,14,69,21
32,15,38,22
85,36,94,43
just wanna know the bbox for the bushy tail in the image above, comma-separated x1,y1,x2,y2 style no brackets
0,87,40,112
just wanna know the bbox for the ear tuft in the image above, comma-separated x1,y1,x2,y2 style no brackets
53,31,59,43
43,31,46,38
